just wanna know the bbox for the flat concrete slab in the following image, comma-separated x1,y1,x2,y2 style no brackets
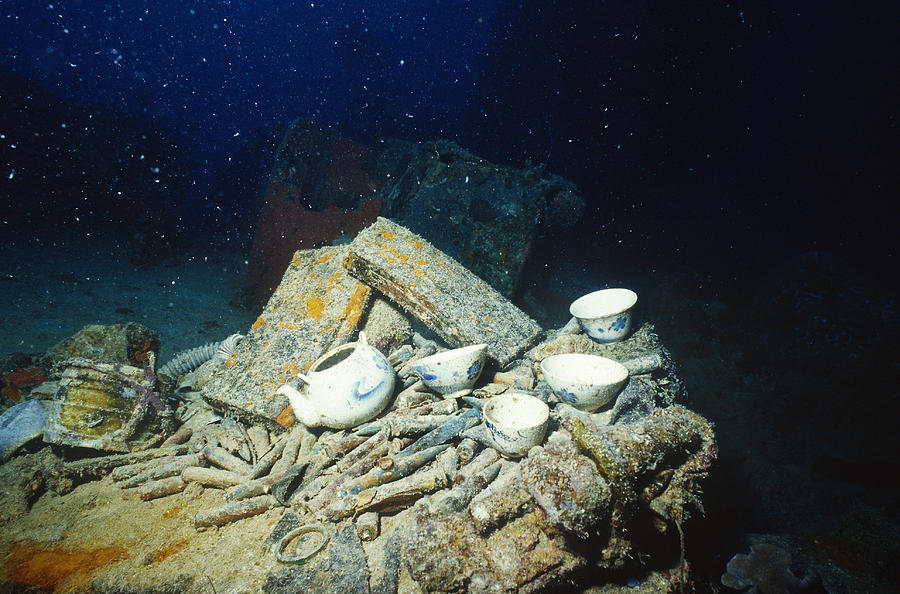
203,245,372,427
344,218,542,367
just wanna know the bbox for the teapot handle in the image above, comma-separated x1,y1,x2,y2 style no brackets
295,372,313,385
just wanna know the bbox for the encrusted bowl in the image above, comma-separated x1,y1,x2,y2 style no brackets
569,288,638,343
483,392,549,458
540,353,629,412
412,343,487,399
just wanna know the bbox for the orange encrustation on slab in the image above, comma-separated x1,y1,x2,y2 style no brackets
314,251,333,264
282,361,300,376
304,296,326,321
251,316,266,330
337,284,371,335
5,542,129,591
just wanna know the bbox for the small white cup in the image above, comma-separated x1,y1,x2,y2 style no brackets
412,343,488,399
483,392,549,458
540,353,629,412
569,288,638,343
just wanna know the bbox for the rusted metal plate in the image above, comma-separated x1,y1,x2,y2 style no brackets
344,218,542,367
202,245,372,427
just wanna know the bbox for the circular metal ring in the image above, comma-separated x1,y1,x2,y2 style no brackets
274,523,330,564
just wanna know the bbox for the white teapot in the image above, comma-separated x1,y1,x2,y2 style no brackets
276,332,395,429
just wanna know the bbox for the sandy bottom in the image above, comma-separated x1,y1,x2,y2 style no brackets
0,464,281,592
0,454,282,593
0,233,256,363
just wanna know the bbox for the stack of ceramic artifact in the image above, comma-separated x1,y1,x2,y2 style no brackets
196,218,715,592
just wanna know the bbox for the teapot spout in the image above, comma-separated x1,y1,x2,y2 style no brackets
276,384,320,427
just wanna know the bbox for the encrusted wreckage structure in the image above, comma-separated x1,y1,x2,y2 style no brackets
2,217,715,593
245,120,585,306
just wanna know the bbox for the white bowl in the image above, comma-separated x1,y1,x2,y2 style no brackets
569,288,638,343
412,343,487,399
540,353,629,412
483,392,549,458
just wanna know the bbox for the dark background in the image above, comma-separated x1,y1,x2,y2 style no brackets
2,0,899,587
3,1,896,280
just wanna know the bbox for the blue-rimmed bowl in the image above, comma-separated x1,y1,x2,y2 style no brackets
540,353,629,412
569,288,638,343
412,343,488,398
483,392,549,458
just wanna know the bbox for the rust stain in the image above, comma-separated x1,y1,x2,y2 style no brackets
5,542,129,592
275,405,296,427
161,504,184,519
339,284,371,334
150,538,190,564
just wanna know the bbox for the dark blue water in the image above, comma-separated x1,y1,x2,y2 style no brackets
4,1,896,278
2,1,898,589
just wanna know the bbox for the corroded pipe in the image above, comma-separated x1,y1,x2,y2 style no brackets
620,353,663,376
453,447,499,485
356,512,380,541
111,453,191,482
193,495,278,528
137,476,187,501
468,462,531,533
455,437,480,464
349,464,449,517
303,438,391,511
432,460,501,515
323,444,451,519
181,466,246,489
224,477,274,501
121,453,205,488
248,434,287,479
202,445,252,476
356,415,457,437
399,407,480,457
271,425,311,476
